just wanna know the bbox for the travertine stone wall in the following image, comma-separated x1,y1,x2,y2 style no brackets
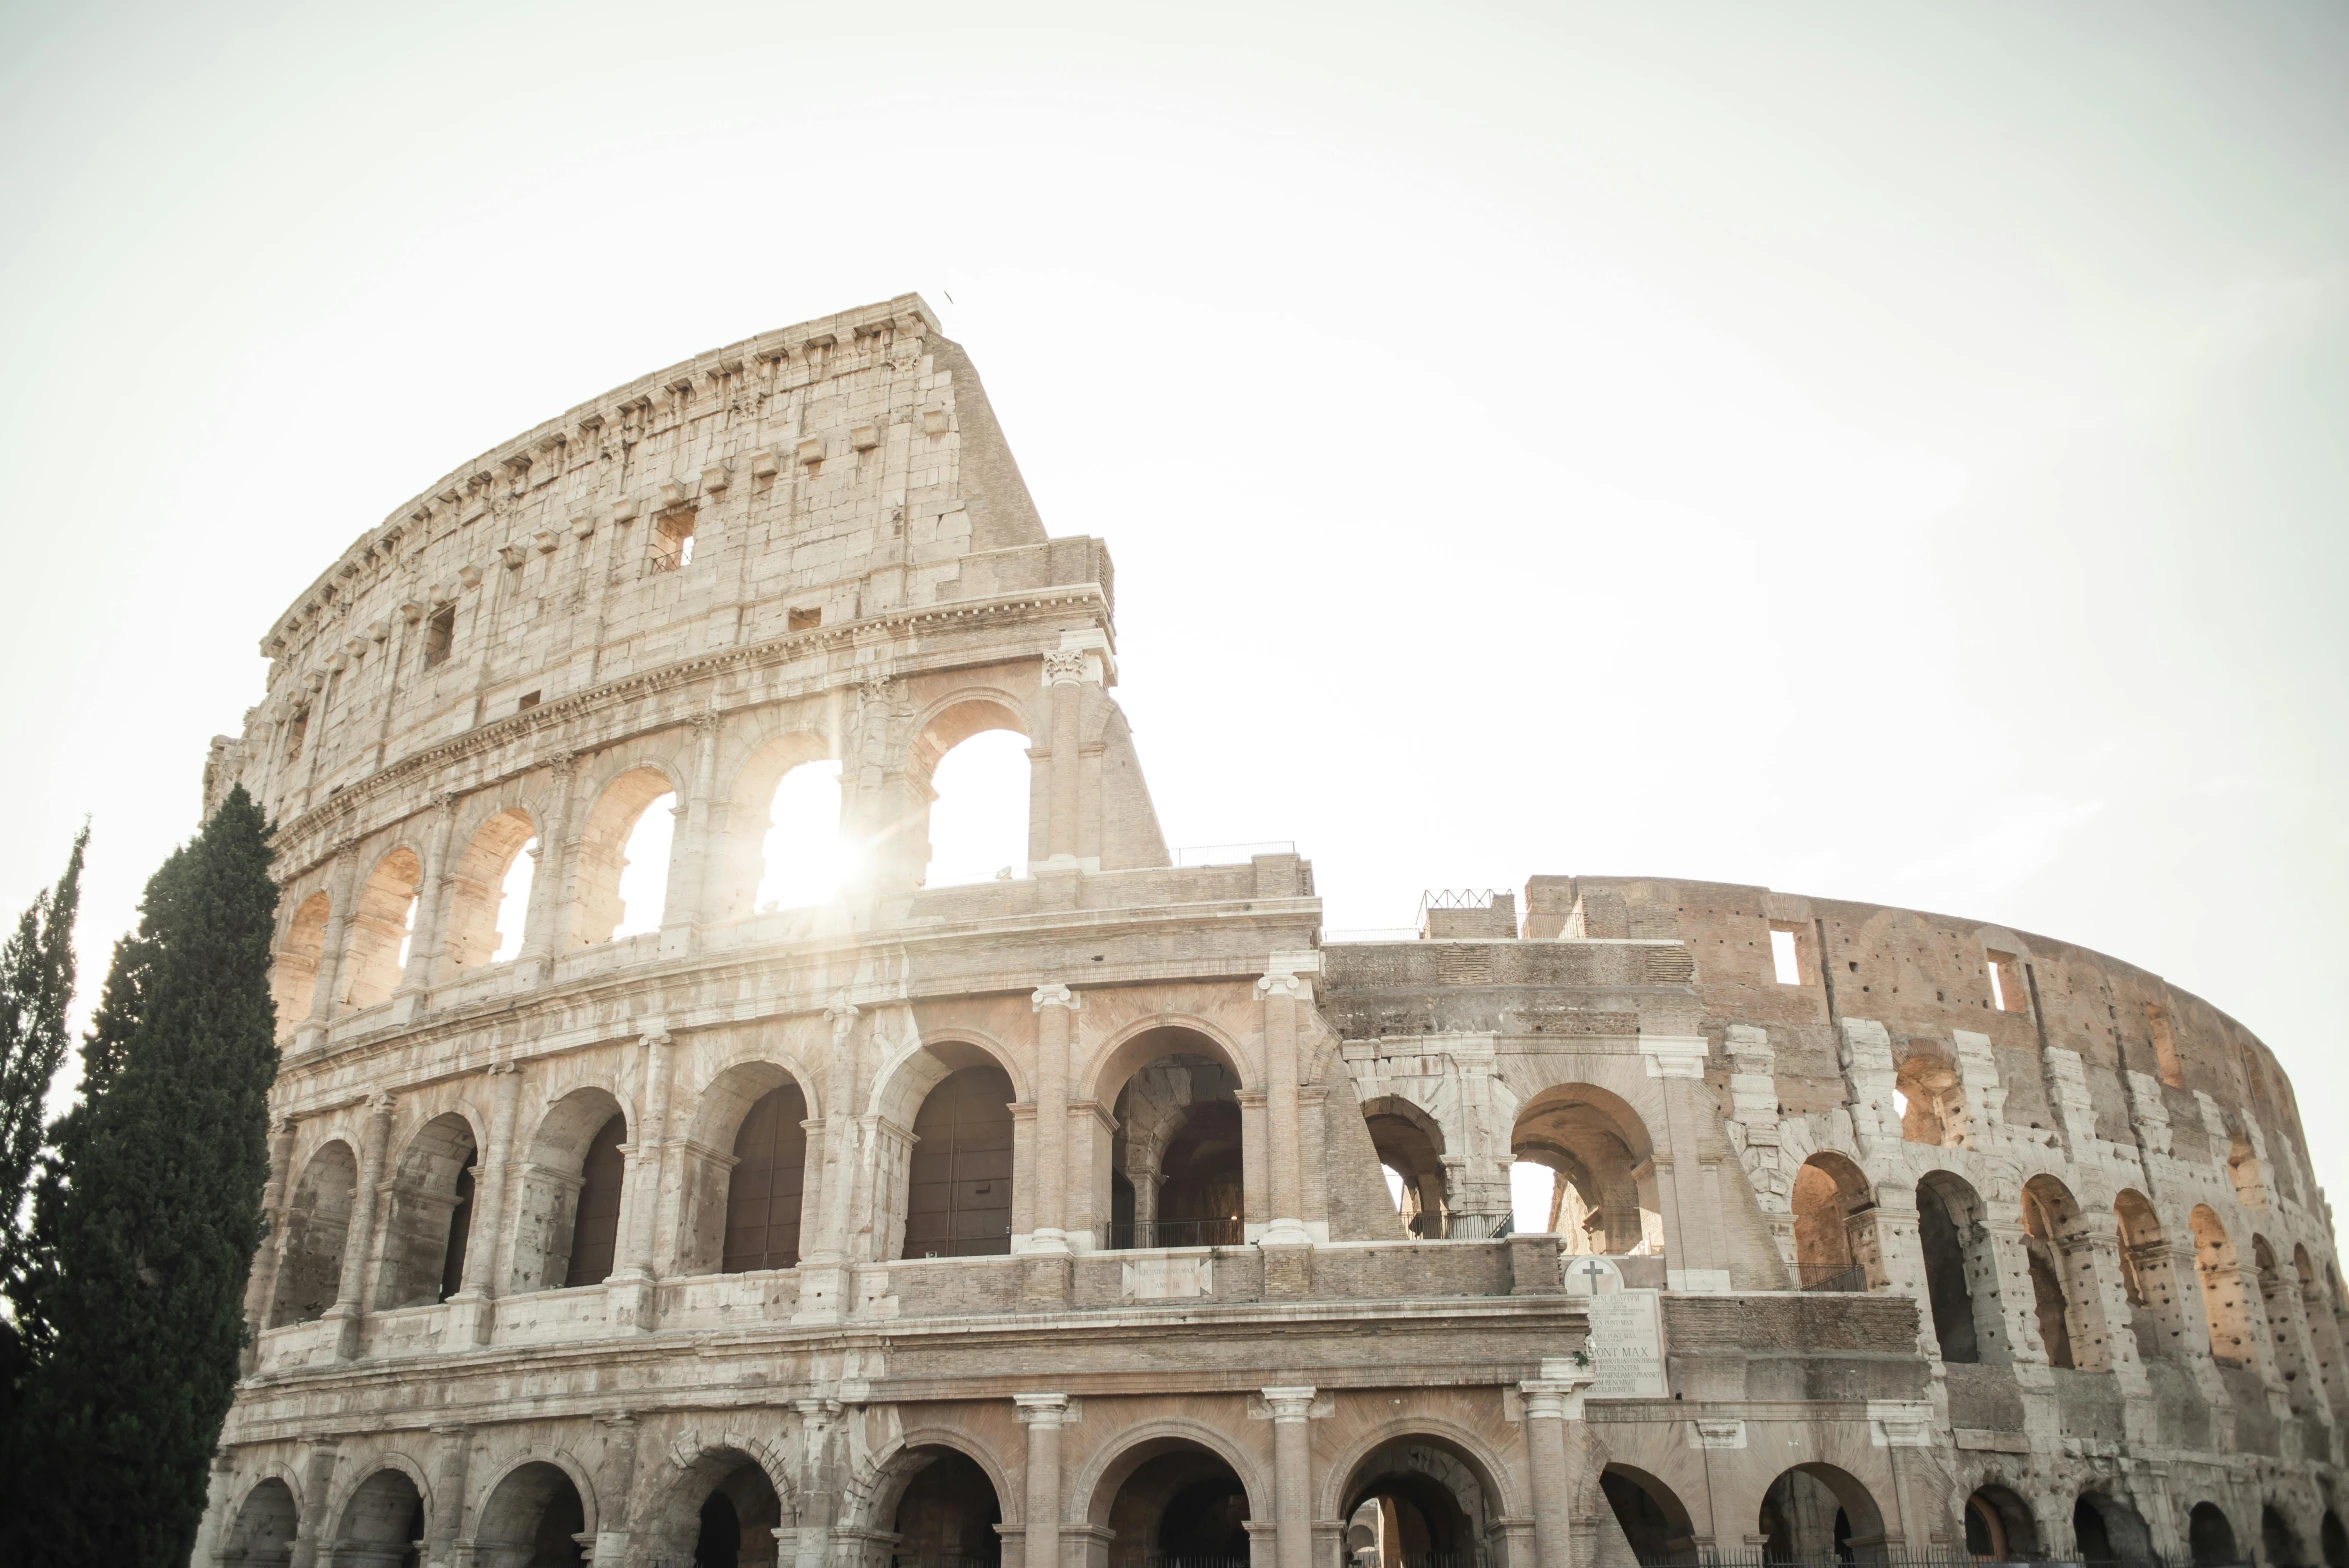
190,300,2341,1568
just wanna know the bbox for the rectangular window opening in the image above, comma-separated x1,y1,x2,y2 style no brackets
422,605,456,668
1769,925,1803,986
788,605,822,632
517,691,541,712
1987,950,2024,1013
650,513,695,573
284,708,308,762
2147,1003,2185,1088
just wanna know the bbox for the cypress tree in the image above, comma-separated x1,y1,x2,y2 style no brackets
0,828,87,1401
6,787,279,1568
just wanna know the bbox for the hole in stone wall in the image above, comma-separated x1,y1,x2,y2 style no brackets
651,512,696,572
1770,926,1802,985
788,605,822,631
1987,951,2023,1012
2147,1003,2185,1088
925,730,1029,888
422,605,455,668
517,690,541,711
489,838,537,964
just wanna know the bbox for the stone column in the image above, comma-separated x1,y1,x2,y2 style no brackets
1867,1180,1938,1360
1263,1387,1318,1568
448,1063,520,1345
426,1422,469,1568
242,1115,302,1368
393,793,460,1021
1127,1134,1162,1246
795,1003,859,1321
296,850,359,1048
1643,1035,1727,1292
660,713,723,955
1256,955,1321,1249
516,752,576,977
594,1411,642,1566
1015,1394,1071,1568
327,1091,395,1359
1517,1370,1591,1568
612,1030,674,1331
793,1399,845,1568
1042,651,1084,868
287,1436,342,1568
1028,986,1079,1252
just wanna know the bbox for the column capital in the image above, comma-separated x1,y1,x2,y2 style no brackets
826,1000,860,1030
640,1029,673,1050
1013,1392,1073,1425
1259,1385,1319,1421
366,1090,397,1118
1032,983,1082,1012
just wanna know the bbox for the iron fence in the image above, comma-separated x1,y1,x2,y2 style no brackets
905,1233,1013,1259
1102,1219,1246,1250
1793,1263,1870,1293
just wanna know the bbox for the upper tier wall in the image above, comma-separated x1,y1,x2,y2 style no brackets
1526,873,2321,1213
217,294,1081,828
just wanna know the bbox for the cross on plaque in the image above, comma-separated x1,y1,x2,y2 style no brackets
1578,1259,1609,1289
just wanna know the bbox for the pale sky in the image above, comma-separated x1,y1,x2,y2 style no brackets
2,4,2343,1204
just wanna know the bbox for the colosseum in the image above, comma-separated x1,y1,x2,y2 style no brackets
192,295,2344,1568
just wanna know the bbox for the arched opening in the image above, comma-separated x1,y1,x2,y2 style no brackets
223,1478,300,1568
1791,1153,1877,1292
1362,1098,1449,1241
272,893,330,1036
2021,1176,2081,1369
2188,1503,2238,1568
333,1466,426,1568
1107,1031,1247,1250
1508,1084,1659,1256
572,766,678,945
1758,1465,1884,1565
270,1141,358,1326
473,1461,590,1568
1341,1436,1499,1568
2265,1506,2310,1568
440,808,538,974
922,727,1031,888
903,1063,1016,1259
2296,1244,2349,1417
642,1448,785,1568
2189,1206,2254,1367
510,1090,628,1293
2114,1191,2182,1362
371,1113,478,1309
1894,1054,1964,1147
705,731,837,923
1599,1465,1696,1566
1918,1170,2000,1365
890,1446,1003,1568
341,848,422,1012
1092,1438,1252,1568
2318,1510,2346,1568
724,1082,810,1273
2073,1492,2155,1565
1963,1485,2040,1562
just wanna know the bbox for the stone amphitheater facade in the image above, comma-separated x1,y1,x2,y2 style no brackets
191,295,2346,1568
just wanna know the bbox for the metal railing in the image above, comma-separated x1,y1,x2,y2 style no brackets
906,1233,1013,1259
1793,1263,1870,1293
893,1552,1002,1568
1111,1556,1250,1568
1630,1552,2173,1568
1102,1219,1245,1250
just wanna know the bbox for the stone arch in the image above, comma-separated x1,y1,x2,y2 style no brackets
1917,1168,2005,1365
470,1453,598,1568
2190,1204,2256,1367
1894,1052,1965,1147
440,805,541,976
570,762,684,945
1362,1095,1449,1240
2021,1173,2095,1370
2188,1501,2239,1567
2319,1508,2346,1568
2114,1189,2185,1361
1791,1152,1878,1290
1509,1082,1658,1257
1598,1464,1699,1563
2254,1234,2316,1405
900,1055,1019,1262
677,1057,823,1277
1963,1482,2042,1561
869,1030,1025,1259
2293,1243,2349,1416
2073,1488,2156,1565
1097,1022,1252,1251
371,1110,483,1310
855,1427,1017,1564
641,1440,792,1568
222,1475,300,1567
1079,1421,1266,1566
270,1139,358,1326
511,1086,629,1293
340,845,424,1012
330,1459,432,1568
1321,1419,1517,1568
707,727,835,923
1757,1462,1888,1561
272,891,331,1037
908,690,1035,887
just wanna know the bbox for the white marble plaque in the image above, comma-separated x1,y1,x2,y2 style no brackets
1122,1254,1213,1300
1586,1286,1667,1398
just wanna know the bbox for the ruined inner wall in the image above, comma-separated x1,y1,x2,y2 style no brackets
190,299,2343,1568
